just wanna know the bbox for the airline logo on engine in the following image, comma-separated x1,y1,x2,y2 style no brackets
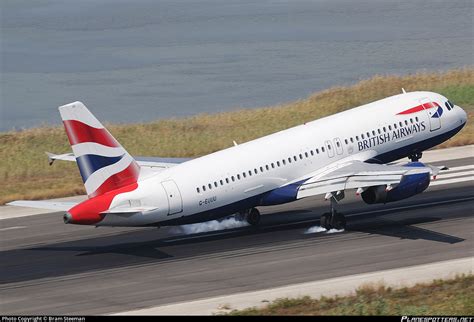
358,121,426,151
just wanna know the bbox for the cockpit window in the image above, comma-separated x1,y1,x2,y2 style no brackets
445,100,454,110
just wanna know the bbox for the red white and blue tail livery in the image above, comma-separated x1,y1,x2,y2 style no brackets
59,102,140,198
9,91,468,230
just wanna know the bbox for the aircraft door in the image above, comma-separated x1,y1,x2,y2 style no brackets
325,140,335,158
161,180,183,215
420,98,441,131
334,138,343,155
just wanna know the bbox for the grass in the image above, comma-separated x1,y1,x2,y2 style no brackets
1,68,473,204
226,274,474,315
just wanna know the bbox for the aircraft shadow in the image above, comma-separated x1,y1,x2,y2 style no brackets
0,197,469,285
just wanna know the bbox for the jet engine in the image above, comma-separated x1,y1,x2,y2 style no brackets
361,162,431,204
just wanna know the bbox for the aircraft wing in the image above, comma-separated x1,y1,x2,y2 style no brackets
297,160,442,199
46,152,191,169
6,200,79,211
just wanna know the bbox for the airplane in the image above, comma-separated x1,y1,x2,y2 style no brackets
8,91,467,230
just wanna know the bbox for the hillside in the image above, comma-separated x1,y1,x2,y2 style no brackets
1,68,472,204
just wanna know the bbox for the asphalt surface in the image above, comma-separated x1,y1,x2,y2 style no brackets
1,157,473,315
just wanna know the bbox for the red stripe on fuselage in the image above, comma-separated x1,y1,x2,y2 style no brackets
68,182,138,225
397,102,440,115
89,161,140,198
63,120,120,147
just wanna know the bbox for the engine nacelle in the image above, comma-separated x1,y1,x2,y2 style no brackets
361,162,430,204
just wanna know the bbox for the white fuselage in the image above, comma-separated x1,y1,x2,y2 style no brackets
99,91,467,226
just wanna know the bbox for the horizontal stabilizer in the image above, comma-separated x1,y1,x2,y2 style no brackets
7,200,78,211
46,152,190,169
46,152,75,165
100,206,159,214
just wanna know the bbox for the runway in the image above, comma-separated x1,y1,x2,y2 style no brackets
1,156,473,315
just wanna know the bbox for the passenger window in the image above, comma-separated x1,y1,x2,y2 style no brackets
410,118,413,123
394,124,397,129
220,180,223,185
316,148,319,154
271,163,275,168
405,120,408,125
208,183,212,189
388,125,392,130
336,141,340,147
260,166,264,172
356,136,359,141
350,137,354,143
197,187,200,193
321,147,325,152
237,174,240,180
288,157,291,163
226,178,229,184
293,156,297,161
366,132,370,138
310,150,314,156
383,127,386,132
415,117,419,122
361,134,365,139
203,185,206,191
231,176,235,182
242,172,246,178
277,161,281,166
254,168,258,174
399,122,403,127
266,165,269,170
377,129,381,134
248,170,252,176
305,152,308,158
214,182,218,187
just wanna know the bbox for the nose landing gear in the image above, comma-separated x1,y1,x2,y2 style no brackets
409,151,423,162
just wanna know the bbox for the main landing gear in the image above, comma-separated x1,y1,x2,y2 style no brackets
409,151,423,162
320,192,346,230
236,208,261,226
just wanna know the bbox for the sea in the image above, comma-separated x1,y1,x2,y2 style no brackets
1,0,472,131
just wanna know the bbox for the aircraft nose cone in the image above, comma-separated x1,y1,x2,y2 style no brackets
63,212,72,224
459,106,467,124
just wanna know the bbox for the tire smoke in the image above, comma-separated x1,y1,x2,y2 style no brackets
170,216,249,235
304,225,344,234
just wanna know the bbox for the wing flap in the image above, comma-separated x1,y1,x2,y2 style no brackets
296,161,432,199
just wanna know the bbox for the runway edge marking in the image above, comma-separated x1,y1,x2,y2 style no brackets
112,256,473,316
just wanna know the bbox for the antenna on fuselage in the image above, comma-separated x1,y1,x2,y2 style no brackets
402,88,407,94
233,140,238,146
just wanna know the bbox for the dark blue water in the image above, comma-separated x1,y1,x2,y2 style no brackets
1,0,472,131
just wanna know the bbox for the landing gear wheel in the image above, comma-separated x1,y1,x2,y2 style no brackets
246,208,261,226
320,213,331,230
320,212,346,230
331,212,346,230
409,151,423,162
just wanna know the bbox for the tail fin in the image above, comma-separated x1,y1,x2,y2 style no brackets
59,101,140,198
